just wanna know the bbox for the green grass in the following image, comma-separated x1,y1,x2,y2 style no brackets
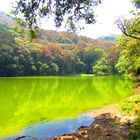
120,93,140,139
120,95,140,115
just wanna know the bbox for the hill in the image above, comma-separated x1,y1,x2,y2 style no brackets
37,29,114,49
97,34,119,43
0,11,114,48
0,12,117,76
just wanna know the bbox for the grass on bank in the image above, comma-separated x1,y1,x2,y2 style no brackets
119,92,140,139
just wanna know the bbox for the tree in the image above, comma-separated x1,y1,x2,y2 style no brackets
79,48,103,74
116,0,140,40
93,57,110,76
13,0,102,38
92,49,112,76
115,35,140,76
115,0,140,76
116,15,140,40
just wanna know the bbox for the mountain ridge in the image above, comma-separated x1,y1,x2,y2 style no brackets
97,34,119,43
0,11,115,48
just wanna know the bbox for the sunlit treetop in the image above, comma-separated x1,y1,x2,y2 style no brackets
12,0,102,39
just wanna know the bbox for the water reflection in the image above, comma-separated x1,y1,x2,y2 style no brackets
5,114,94,140
0,76,134,138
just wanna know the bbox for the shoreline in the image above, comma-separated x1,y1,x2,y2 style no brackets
14,105,134,140
14,105,138,140
48,105,134,140
48,84,140,140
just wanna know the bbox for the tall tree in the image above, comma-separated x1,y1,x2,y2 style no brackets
115,35,140,76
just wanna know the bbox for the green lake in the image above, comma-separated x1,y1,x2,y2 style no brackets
0,76,135,139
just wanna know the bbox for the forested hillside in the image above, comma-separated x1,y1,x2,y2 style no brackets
0,12,117,76
97,34,119,43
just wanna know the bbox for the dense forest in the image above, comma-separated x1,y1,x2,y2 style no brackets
0,12,117,76
0,11,139,77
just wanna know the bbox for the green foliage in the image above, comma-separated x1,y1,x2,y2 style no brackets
116,0,140,40
115,35,140,76
93,57,111,76
92,46,118,76
120,94,140,139
116,14,140,40
0,21,116,76
80,48,103,74
115,1,140,76
120,95,140,115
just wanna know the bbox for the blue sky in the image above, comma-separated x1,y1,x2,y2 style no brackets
0,0,134,39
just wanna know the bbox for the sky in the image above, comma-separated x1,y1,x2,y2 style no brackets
0,0,134,39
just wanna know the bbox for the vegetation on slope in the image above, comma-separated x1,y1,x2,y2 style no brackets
1,0,140,78
0,11,118,76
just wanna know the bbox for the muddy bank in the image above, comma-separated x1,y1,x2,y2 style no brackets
15,105,134,140
14,107,137,140
49,113,133,140
48,85,140,140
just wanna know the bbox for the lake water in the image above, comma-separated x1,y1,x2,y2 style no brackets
0,76,134,139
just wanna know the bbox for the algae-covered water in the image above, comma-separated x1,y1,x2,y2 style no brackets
0,76,134,139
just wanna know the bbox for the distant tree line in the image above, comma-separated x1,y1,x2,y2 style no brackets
0,0,139,77
0,0,137,77
0,24,118,76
